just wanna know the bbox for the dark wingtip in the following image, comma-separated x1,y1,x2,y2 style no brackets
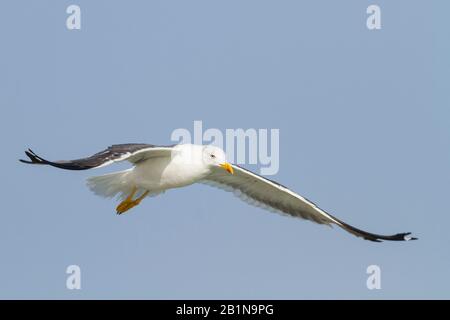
401,232,418,241
20,148,46,165
369,232,418,242
336,218,418,242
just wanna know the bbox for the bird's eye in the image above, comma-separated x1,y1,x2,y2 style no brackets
210,154,216,159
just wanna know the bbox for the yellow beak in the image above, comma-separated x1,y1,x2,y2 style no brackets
220,162,234,174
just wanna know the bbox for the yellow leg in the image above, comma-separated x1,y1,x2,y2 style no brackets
116,187,150,215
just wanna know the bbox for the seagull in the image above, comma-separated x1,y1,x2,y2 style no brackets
20,143,416,242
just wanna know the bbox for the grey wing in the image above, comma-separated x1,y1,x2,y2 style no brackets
20,143,174,170
203,164,417,242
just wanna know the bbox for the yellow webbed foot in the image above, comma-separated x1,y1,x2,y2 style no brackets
116,188,149,215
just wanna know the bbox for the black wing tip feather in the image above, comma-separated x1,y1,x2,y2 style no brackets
350,226,418,243
20,149,46,165
19,148,86,170
335,217,417,242
365,232,418,243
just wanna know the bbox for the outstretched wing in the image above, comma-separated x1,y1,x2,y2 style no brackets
20,143,174,170
203,164,417,242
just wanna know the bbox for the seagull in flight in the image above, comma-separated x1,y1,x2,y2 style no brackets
20,143,417,242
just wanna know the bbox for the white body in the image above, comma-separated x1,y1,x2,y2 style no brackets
87,144,222,199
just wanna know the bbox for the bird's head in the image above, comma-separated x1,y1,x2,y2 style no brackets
202,145,234,174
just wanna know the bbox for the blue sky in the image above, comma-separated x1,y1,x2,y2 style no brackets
0,0,448,299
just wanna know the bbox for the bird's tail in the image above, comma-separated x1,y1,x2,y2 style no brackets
86,169,134,200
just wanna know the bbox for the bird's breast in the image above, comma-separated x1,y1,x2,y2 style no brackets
133,157,209,190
